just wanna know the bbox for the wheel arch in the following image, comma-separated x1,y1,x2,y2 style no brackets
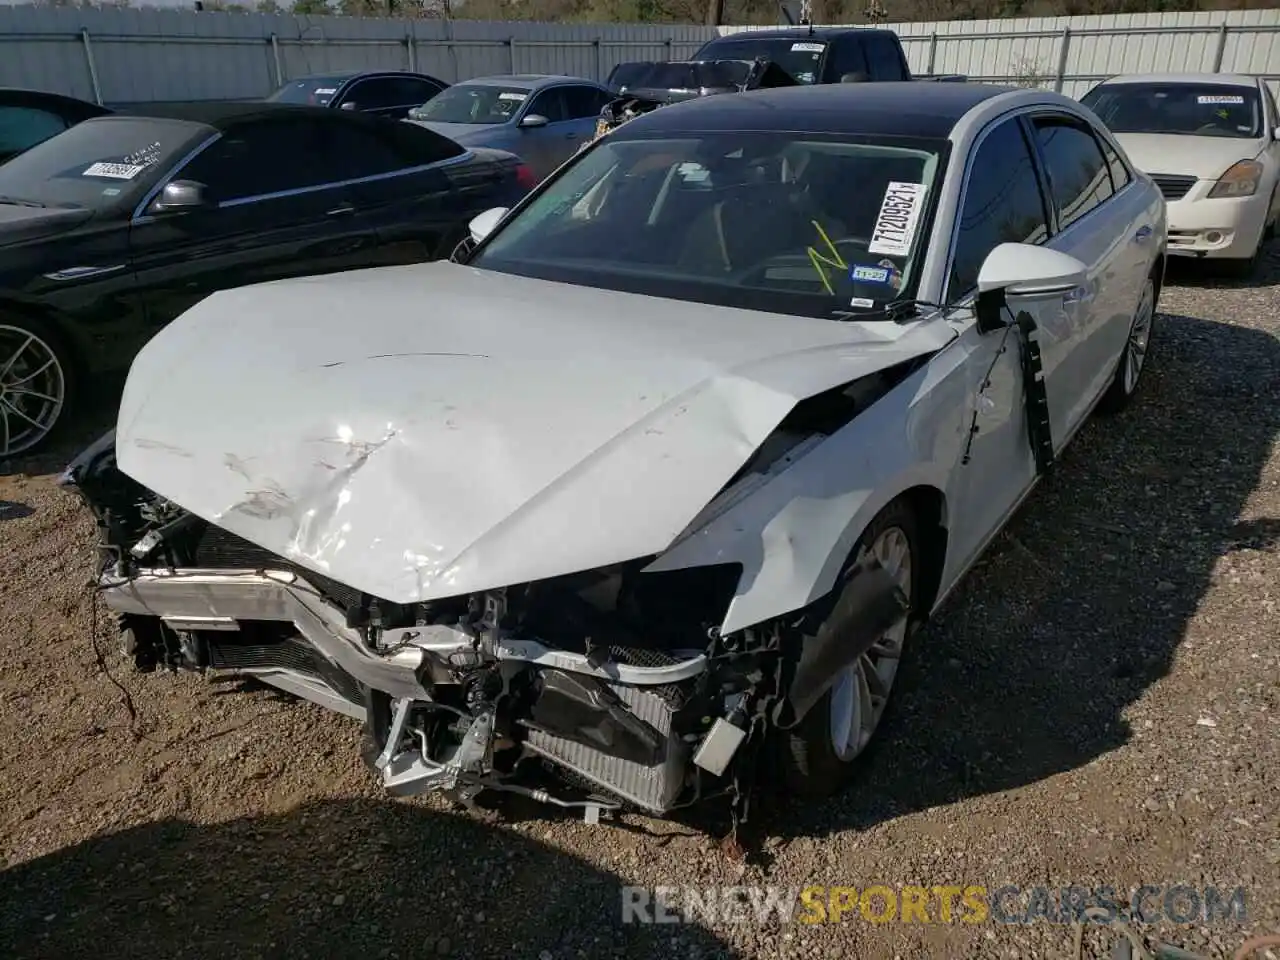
0,294,84,376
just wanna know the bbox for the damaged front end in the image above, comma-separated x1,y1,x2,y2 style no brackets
592,57,799,142
61,430,908,824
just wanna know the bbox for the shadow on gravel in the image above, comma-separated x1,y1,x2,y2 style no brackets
1161,238,1279,290
0,799,742,960
0,500,34,521
775,301,1280,841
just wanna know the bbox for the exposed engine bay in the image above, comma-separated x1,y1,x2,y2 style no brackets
61,361,918,830
592,57,799,142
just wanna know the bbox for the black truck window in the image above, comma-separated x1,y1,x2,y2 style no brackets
827,36,870,82
864,33,909,81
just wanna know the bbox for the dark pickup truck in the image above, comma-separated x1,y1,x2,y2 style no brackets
590,28,964,139
689,27,964,85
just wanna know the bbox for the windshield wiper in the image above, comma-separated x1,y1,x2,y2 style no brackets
0,195,46,208
830,298,946,324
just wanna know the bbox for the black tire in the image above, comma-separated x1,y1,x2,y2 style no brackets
1098,275,1156,415
0,311,78,460
781,497,920,800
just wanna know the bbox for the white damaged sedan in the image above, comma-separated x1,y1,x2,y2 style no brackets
65,82,1165,827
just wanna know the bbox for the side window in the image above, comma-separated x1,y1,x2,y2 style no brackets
388,77,444,108
561,85,609,120
1264,84,1280,128
527,88,568,123
949,118,1051,299
827,37,869,80
179,119,403,203
864,36,908,81
1031,117,1114,231
1097,129,1131,191
341,78,397,111
0,106,68,155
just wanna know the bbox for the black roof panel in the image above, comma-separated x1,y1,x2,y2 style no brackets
106,100,343,129
612,81,1020,141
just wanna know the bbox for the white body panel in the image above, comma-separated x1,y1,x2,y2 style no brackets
111,87,1166,640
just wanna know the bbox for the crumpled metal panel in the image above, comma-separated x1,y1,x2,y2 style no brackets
113,259,950,609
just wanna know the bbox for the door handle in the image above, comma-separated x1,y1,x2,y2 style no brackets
327,203,356,217
1133,225,1153,244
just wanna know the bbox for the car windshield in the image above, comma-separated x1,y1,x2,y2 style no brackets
696,37,826,84
1081,82,1263,139
414,84,532,124
0,117,196,210
266,76,350,106
471,131,945,320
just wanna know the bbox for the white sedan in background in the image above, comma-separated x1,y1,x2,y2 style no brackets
1082,72,1280,275
70,82,1165,821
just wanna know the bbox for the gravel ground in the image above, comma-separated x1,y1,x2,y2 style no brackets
1,253,1277,960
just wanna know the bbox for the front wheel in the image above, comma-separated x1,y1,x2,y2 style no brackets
781,498,919,800
0,314,76,459
1098,276,1155,415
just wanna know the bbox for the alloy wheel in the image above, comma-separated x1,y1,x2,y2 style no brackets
0,323,66,457
1122,280,1155,396
828,525,912,761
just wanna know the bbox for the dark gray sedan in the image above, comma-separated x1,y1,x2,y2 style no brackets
406,74,613,181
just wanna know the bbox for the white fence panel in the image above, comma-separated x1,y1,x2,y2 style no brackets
1,5,1278,106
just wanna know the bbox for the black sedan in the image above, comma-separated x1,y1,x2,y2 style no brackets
265,70,449,120
0,88,111,165
0,101,534,458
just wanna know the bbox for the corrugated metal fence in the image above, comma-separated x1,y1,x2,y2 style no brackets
0,5,1277,107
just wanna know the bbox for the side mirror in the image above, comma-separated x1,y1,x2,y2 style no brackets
519,113,549,129
1272,125,1279,141
973,242,1088,333
468,206,509,244
147,179,209,215
339,101,358,111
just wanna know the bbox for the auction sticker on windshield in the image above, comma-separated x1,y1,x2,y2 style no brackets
1198,95,1245,105
791,42,824,52
868,181,927,258
82,162,145,180
499,92,528,101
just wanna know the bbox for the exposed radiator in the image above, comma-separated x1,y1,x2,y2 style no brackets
522,645,690,815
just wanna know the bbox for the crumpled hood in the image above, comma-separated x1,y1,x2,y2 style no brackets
1114,132,1266,180
115,261,952,604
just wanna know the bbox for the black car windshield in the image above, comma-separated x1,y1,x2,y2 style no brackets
1081,82,1264,139
414,84,532,124
0,117,198,210
696,37,826,84
266,76,350,106
471,131,945,320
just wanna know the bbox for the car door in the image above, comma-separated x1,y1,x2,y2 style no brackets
128,116,381,329
335,117,464,265
518,87,572,180
1260,82,1280,224
939,115,1057,582
1026,112,1144,430
556,85,610,167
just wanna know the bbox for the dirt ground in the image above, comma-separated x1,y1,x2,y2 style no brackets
1,257,1277,960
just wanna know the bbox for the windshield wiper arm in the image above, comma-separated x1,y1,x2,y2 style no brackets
0,195,47,208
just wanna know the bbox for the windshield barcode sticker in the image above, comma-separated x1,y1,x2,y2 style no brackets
499,92,528,101
1198,94,1244,105
868,181,927,258
314,87,337,96
851,265,891,284
791,41,824,52
82,162,145,180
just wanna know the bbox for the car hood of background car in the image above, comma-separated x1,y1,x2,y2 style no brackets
406,119,510,143
1113,131,1270,181
113,261,954,605
0,204,93,246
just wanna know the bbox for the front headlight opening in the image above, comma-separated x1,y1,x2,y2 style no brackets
1207,159,1263,199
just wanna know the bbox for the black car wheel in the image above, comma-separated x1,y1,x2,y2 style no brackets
0,314,75,458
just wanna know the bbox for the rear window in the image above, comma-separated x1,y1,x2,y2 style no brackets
1081,82,1263,139
267,77,350,107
